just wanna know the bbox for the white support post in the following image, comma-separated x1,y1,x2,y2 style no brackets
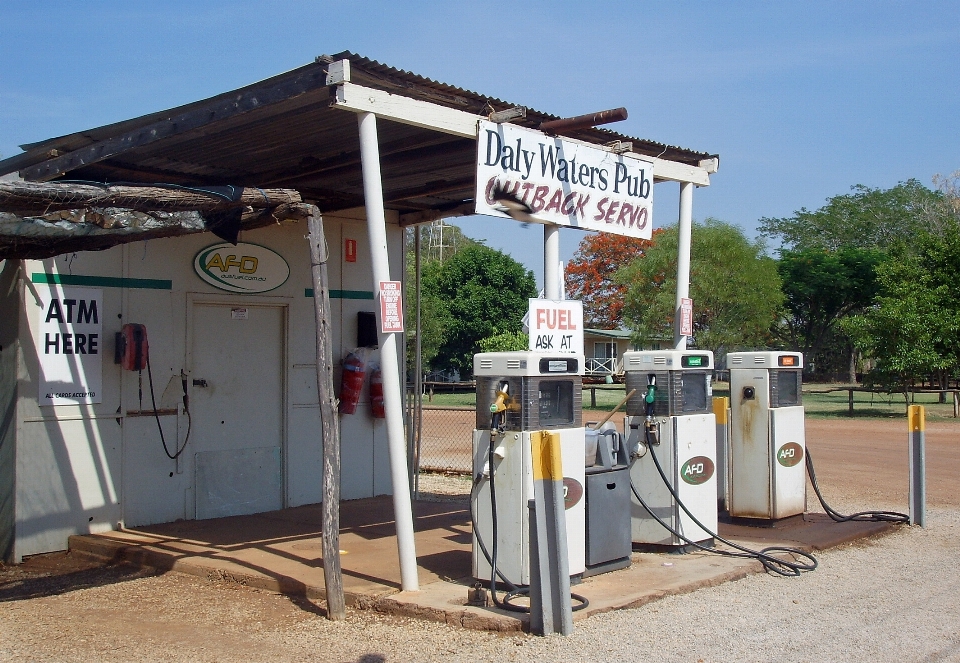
544,224,561,300
357,111,420,592
674,182,694,349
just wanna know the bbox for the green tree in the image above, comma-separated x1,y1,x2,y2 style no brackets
477,330,529,353
843,228,960,405
618,218,783,357
428,244,537,376
759,179,942,252
776,247,884,378
761,180,948,382
404,223,479,374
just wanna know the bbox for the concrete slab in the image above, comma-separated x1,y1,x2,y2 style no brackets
70,499,472,606
69,497,901,631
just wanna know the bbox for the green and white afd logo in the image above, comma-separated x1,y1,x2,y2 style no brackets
194,242,289,293
777,442,804,467
680,456,715,485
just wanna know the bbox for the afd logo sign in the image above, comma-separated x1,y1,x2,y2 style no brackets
777,442,804,467
680,456,715,486
194,242,289,294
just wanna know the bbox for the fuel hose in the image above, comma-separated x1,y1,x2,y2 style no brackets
632,441,817,577
805,450,909,523
470,421,588,613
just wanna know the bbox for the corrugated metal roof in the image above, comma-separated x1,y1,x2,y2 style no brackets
338,52,714,164
0,52,716,218
584,328,634,339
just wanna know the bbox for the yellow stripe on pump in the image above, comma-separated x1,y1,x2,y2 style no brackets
531,430,564,481
713,396,729,424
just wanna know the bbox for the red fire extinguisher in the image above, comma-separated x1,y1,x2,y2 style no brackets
370,365,385,419
339,349,367,414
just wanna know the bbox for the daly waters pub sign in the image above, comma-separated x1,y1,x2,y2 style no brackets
475,120,654,239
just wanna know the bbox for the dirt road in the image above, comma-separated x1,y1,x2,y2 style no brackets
2,416,957,662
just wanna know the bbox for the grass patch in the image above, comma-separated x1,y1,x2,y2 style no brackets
418,383,959,421
802,388,957,420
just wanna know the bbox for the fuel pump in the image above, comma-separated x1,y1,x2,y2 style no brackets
471,351,586,587
727,351,805,522
624,350,717,549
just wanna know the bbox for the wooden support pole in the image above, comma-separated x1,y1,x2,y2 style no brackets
538,107,628,134
0,180,303,213
307,209,346,620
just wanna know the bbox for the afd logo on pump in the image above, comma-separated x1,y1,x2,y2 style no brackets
777,442,804,467
562,478,583,509
680,456,715,485
194,242,289,294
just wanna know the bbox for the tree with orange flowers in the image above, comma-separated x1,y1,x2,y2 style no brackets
565,231,657,328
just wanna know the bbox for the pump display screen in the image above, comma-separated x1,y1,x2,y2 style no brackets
539,357,579,374
776,371,801,406
778,355,800,367
681,374,709,412
538,380,575,426
681,355,709,368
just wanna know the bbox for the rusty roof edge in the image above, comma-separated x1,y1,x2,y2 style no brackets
333,52,715,165
0,52,716,179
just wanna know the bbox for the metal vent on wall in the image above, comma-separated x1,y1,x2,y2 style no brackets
730,356,743,365
507,360,522,370
479,359,493,370
754,357,767,365
654,357,667,365
628,357,642,367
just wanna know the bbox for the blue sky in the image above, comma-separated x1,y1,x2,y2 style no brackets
2,1,957,286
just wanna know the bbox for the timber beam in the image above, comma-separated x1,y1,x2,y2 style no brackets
331,80,715,187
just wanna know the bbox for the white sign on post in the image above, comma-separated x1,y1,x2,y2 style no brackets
528,299,583,354
379,281,404,333
680,297,693,337
37,286,103,405
475,120,654,239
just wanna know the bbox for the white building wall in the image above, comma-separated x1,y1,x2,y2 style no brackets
11,210,403,561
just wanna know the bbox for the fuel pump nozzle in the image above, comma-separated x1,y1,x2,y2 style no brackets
482,381,515,478
489,380,516,433
644,374,660,446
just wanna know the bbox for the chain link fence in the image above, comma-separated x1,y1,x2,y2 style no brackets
408,385,634,482
414,406,475,474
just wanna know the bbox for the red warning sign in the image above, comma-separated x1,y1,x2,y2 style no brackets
345,238,357,263
379,281,404,333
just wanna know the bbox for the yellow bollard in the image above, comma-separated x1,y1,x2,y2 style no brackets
907,405,925,526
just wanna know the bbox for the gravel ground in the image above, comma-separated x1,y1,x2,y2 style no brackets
2,498,958,662
4,410,958,663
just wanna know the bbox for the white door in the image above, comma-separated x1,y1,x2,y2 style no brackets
189,302,285,519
